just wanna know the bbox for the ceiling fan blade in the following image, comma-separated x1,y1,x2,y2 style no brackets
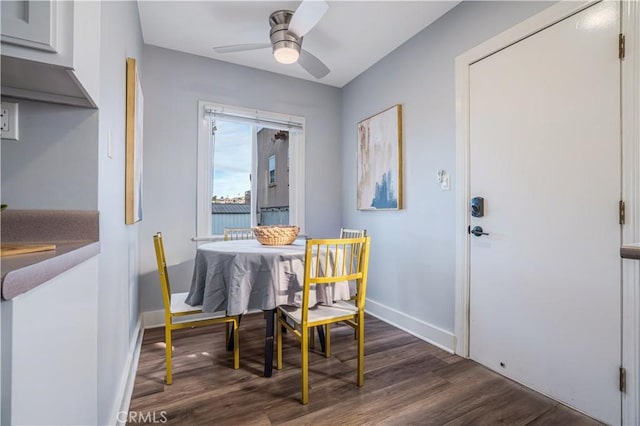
288,0,328,38
298,49,330,79
214,43,271,54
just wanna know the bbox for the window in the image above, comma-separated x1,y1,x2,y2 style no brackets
210,120,252,234
197,102,305,238
268,155,276,185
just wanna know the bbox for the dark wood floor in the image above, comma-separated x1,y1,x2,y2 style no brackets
128,314,602,425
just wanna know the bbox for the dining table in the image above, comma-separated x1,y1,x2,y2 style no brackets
185,238,352,377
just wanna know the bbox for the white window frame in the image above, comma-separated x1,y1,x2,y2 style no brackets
196,101,305,239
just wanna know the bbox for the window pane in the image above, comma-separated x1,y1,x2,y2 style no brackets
268,155,276,184
211,120,252,234
198,103,305,237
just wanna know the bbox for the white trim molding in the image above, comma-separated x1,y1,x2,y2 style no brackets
111,318,144,426
455,0,638,423
288,129,306,232
365,299,455,353
141,309,165,329
621,1,640,424
144,303,455,353
196,100,213,239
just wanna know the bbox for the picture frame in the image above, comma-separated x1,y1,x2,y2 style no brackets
125,57,143,224
357,104,402,210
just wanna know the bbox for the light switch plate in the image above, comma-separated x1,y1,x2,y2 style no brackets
107,128,113,159
1,101,19,141
441,174,450,191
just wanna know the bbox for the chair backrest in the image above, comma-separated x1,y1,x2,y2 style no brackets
340,229,367,276
153,232,172,313
340,227,367,238
301,237,371,321
224,227,255,241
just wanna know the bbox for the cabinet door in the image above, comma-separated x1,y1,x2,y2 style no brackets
1,0,58,52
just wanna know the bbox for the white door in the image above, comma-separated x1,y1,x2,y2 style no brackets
469,2,621,424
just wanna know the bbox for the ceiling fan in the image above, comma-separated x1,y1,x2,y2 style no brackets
213,0,330,79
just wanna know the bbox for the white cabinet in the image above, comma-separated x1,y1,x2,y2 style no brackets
0,256,99,425
1,0,59,52
0,0,99,108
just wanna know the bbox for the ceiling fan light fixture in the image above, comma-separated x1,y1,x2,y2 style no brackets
269,10,301,65
214,5,330,79
273,46,299,64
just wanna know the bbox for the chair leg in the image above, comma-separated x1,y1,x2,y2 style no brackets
232,318,240,369
357,313,364,387
317,326,326,353
309,327,315,349
227,314,243,352
165,323,173,385
301,325,309,404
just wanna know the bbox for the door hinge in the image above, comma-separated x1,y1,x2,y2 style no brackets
620,200,626,225
619,34,625,59
620,366,627,393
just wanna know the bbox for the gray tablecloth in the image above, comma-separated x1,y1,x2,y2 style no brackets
186,239,351,315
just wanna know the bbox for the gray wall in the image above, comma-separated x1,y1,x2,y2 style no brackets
138,45,342,313
97,1,143,423
341,1,552,335
0,99,98,210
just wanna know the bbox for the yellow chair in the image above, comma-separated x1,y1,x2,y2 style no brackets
276,236,371,404
223,227,255,241
153,232,239,384
312,227,366,348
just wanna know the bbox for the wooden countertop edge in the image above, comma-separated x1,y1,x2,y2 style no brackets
1,242,100,300
621,244,640,260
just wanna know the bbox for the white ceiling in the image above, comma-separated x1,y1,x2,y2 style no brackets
137,1,460,88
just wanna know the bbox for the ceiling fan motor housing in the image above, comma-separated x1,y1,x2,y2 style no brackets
269,10,301,60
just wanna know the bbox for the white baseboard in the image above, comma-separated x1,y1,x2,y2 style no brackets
141,308,263,329
365,298,455,353
143,303,455,353
141,309,165,329
111,318,144,426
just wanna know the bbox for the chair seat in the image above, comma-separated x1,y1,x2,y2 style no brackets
170,292,232,322
170,292,203,314
279,300,357,325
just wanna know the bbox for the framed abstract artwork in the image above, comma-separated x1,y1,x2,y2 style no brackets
357,104,402,210
125,57,144,224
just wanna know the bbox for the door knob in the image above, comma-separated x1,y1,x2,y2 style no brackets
469,226,490,237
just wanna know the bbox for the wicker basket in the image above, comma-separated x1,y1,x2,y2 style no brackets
253,225,300,246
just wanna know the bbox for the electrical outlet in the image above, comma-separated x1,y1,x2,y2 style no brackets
1,109,8,131
0,102,19,141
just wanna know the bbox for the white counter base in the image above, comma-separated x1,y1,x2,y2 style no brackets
1,256,98,425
